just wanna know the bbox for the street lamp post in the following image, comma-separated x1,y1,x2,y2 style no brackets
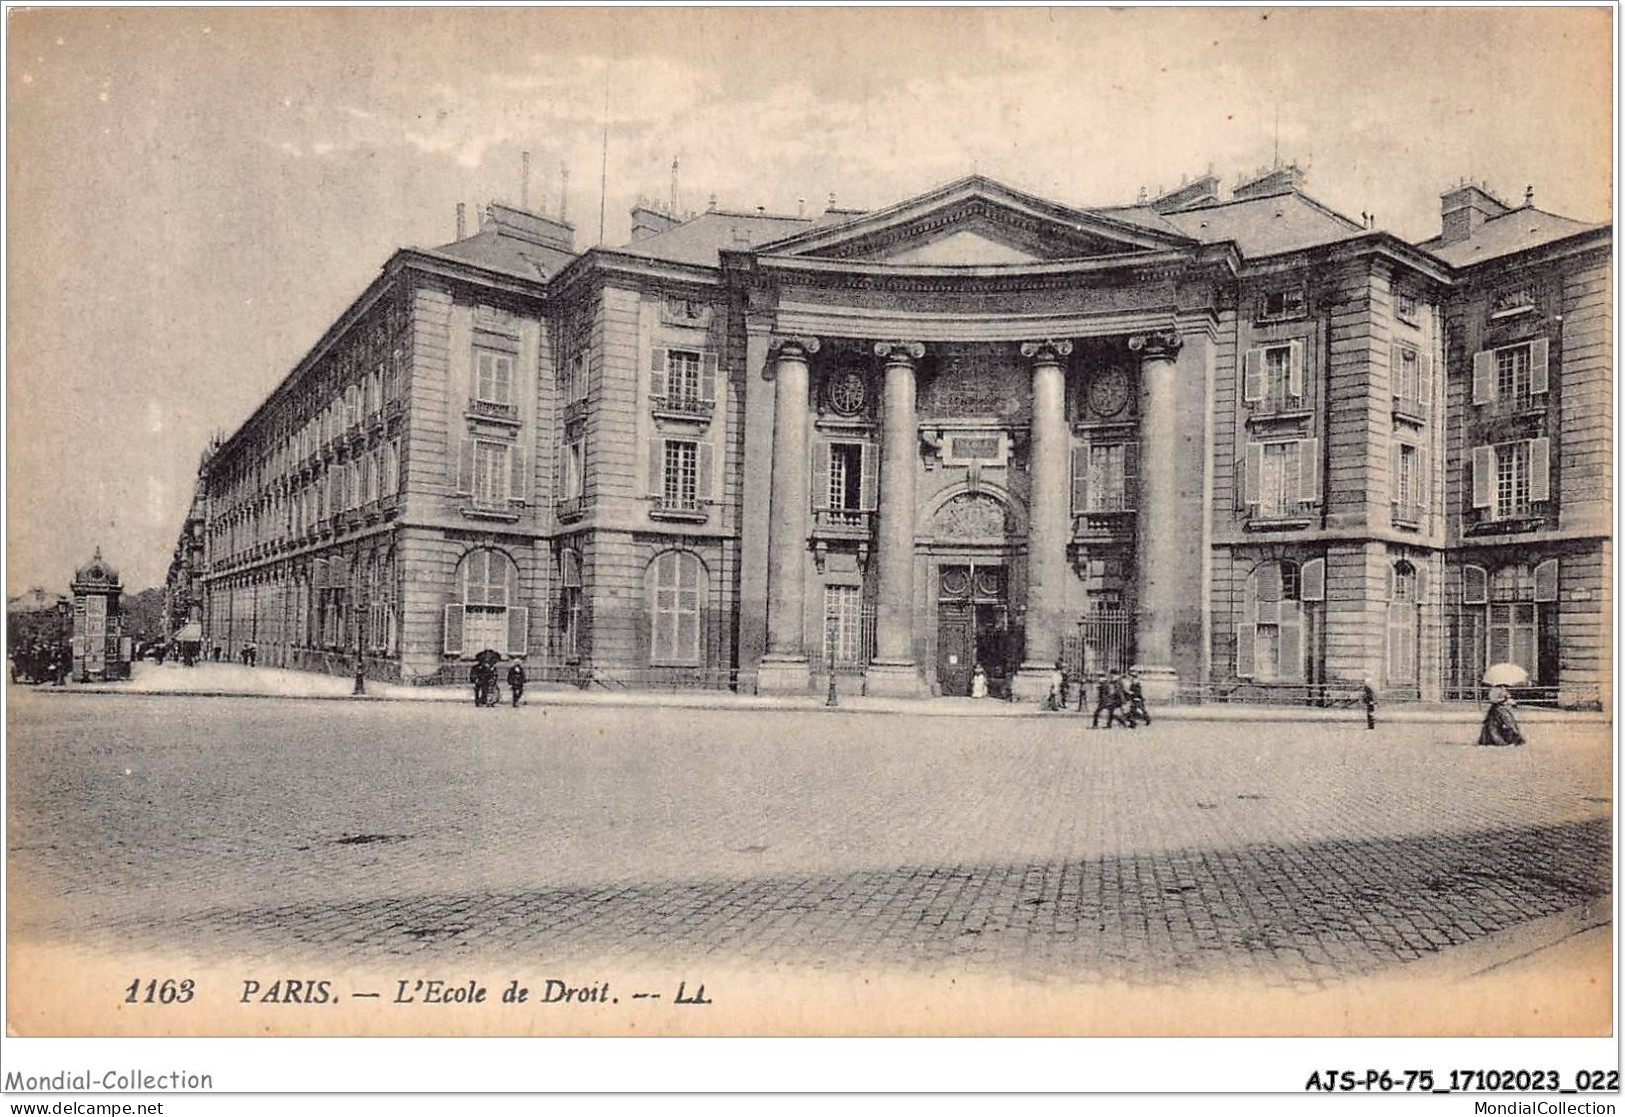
825,613,839,708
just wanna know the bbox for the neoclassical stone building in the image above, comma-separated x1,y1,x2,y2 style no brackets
182,167,1610,704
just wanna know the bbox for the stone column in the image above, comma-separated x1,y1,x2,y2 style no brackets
1129,330,1183,701
866,340,927,697
1013,339,1074,702
757,335,819,693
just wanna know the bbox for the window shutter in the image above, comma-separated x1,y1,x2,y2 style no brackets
1463,564,1488,605
443,603,465,656
1071,445,1089,514
1529,338,1550,395
811,440,830,510
1244,442,1263,507
1418,353,1434,415
1390,442,1401,508
1300,557,1326,602
509,444,527,503
697,442,714,502
1389,343,1403,398
1385,562,1395,602
700,350,719,403
1255,561,1282,624
1288,340,1305,398
1236,571,1257,678
454,438,475,495
1279,600,1304,682
1532,558,1559,603
1298,437,1320,504
1242,348,1264,402
1123,442,1139,511
648,438,665,497
1528,437,1550,502
1472,351,1495,404
859,443,879,511
1471,445,1494,508
1416,444,1430,509
506,605,530,657
649,348,668,400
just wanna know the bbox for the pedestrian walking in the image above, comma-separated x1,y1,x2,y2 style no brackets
1091,672,1123,729
507,661,526,708
1127,672,1150,727
1477,684,1526,747
1361,678,1377,730
470,660,488,707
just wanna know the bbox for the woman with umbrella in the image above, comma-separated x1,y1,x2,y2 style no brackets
1478,663,1528,747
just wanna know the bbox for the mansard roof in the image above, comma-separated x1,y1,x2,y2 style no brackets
1417,204,1607,267
615,210,816,268
424,224,577,281
1160,190,1369,257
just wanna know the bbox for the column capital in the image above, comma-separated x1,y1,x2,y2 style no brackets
1019,339,1074,362
1127,331,1183,361
873,340,925,363
764,335,819,380
769,334,821,357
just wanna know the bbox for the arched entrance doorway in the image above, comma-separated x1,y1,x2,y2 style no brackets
925,490,1022,697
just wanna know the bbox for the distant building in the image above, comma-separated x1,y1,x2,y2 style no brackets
7,587,67,615
170,168,1610,705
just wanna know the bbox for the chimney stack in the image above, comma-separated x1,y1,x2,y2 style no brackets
1439,179,1511,244
521,151,531,210
456,202,466,240
560,166,570,223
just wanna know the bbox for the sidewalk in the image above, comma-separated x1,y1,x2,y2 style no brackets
37,660,1612,725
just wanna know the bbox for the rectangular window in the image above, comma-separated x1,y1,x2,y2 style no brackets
1496,345,1530,404
1086,443,1131,511
823,585,865,669
475,350,513,405
1257,441,1301,518
1396,290,1419,324
562,438,585,501
662,439,699,510
1395,443,1417,509
1394,346,1419,404
1260,288,1306,321
1488,603,1538,679
667,350,701,409
473,441,510,508
828,443,863,510
1495,440,1529,520
565,351,587,404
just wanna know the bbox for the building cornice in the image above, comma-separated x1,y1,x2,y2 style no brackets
548,247,726,300
772,301,1180,344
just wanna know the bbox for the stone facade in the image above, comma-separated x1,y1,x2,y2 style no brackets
177,171,1609,706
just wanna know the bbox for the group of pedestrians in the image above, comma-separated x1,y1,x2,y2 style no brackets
471,660,527,708
9,643,70,686
1084,670,1151,729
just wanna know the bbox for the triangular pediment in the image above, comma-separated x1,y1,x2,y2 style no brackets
755,175,1196,263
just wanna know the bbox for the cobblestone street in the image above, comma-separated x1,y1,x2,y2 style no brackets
7,691,1611,992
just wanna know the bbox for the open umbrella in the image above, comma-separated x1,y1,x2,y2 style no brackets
474,648,503,666
1482,662,1529,687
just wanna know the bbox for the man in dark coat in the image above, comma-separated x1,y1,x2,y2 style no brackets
507,661,526,708
471,660,489,707
1091,672,1123,729
1126,672,1150,727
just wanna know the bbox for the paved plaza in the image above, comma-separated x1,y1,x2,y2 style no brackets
7,687,1611,1001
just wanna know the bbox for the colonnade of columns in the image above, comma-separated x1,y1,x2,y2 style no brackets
755,331,1187,699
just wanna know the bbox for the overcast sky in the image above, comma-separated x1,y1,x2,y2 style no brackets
5,6,1613,593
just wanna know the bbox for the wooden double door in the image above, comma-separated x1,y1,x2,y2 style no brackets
935,563,1014,697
